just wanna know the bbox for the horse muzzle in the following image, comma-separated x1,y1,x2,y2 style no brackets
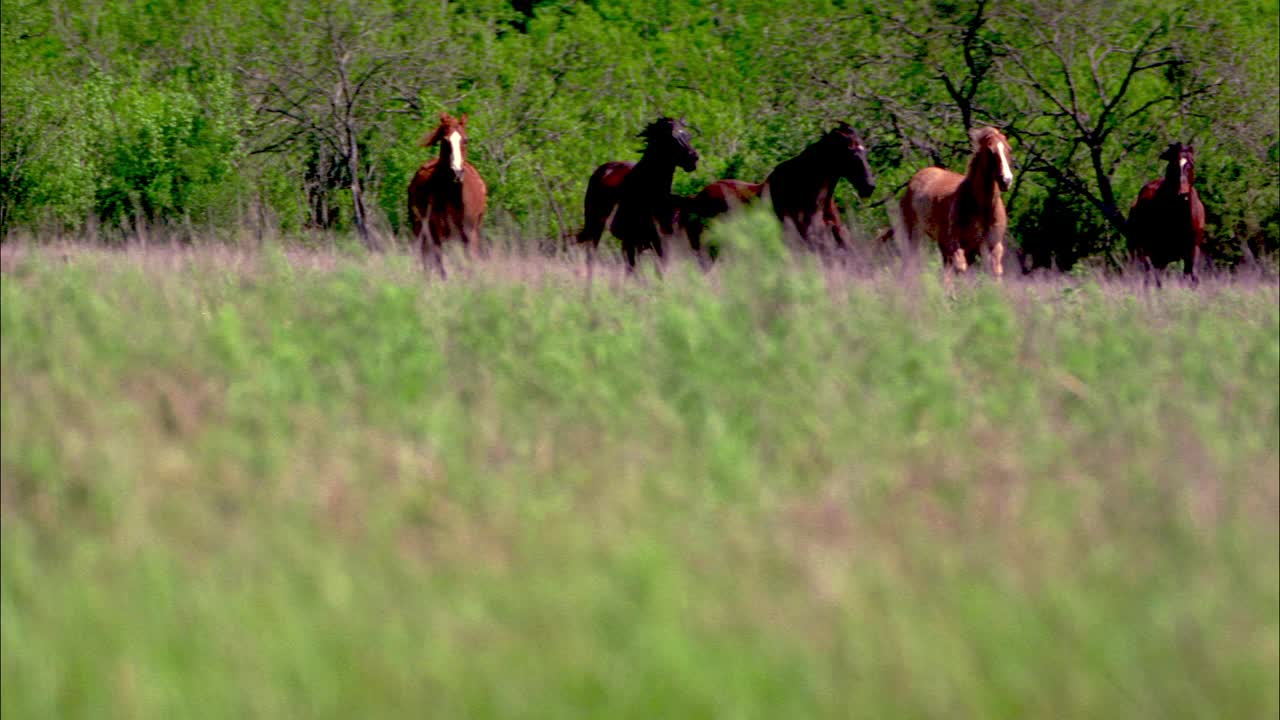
681,152,700,172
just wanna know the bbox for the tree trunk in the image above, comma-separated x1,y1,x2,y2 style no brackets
1089,143,1128,237
345,127,378,251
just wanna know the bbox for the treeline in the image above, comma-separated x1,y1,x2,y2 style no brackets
2,0,1277,268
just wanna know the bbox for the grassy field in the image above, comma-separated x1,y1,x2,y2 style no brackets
2,221,1278,719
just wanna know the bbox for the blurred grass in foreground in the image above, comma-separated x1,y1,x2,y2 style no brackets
2,218,1278,719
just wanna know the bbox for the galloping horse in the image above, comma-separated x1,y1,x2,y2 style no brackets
897,126,1013,278
576,117,699,273
407,112,488,278
684,123,876,258
1127,142,1205,284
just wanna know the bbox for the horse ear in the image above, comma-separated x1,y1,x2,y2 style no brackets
459,113,468,127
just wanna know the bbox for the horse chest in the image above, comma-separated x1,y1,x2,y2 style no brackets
612,196,668,241
426,177,464,204
1150,192,1195,233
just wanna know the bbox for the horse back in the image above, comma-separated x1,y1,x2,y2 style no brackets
907,166,965,197
690,179,762,217
1129,178,1164,215
902,167,964,235
590,161,635,193
583,161,634,215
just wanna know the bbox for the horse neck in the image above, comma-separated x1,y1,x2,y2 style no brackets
631,149,678,194
776,144,840,198
438,144,461,171
960,153,1000,218
1161,162,1190,195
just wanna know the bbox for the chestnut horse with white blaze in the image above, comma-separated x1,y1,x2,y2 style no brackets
897,127,1013,278
1127,142,1205,285
407,112,488,278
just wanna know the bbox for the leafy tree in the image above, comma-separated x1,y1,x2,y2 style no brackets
1,0,1275,264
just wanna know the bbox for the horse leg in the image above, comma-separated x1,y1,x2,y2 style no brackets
424,226,440,274
1184,244,1200,286
420,235,447,280
652,237,667,279
939,235,967,273
432,240,447,280
897,198,921,277
623,242,638,276
459,223,481,269
578,182,612,276
466,221,488,261
686,218,712,272
831,222,851,271
423,221,448,280
1143,255,1162,290
984,240,1004,280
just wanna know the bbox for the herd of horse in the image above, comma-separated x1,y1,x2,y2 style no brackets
408,111,1205,283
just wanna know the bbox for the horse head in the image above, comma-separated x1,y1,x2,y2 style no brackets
640,116,699,172
971,127,1013,193
420,112,470,183
1160,143,1195,196
826,123,876,198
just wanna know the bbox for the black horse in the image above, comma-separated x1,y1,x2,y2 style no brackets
576,117,700,273
683,123,876,259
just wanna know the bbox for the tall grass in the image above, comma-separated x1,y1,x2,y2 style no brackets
2,219,1278,719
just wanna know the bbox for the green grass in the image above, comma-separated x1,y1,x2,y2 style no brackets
2,223,1278,719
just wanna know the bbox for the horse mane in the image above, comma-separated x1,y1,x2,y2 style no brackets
969,126,1002,145
638,117,676,139
964,127,1004,178
418,112,467,148
797,124,853,160
831,121,859,141
635,116,691,160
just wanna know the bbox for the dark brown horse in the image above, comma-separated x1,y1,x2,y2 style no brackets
576,117,699,273
684,123,876,258
897,126,1013,278
1127,142,1205,284
407,112,488,278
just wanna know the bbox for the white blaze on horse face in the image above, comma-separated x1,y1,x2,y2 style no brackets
996,141,1013,188
1179,157,1188,168
448,131,463,173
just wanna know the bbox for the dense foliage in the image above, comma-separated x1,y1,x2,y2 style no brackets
2,0,1277,267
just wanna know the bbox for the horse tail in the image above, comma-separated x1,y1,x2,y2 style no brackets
577,163,620,247
407,174,424,243
897,185,917,250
